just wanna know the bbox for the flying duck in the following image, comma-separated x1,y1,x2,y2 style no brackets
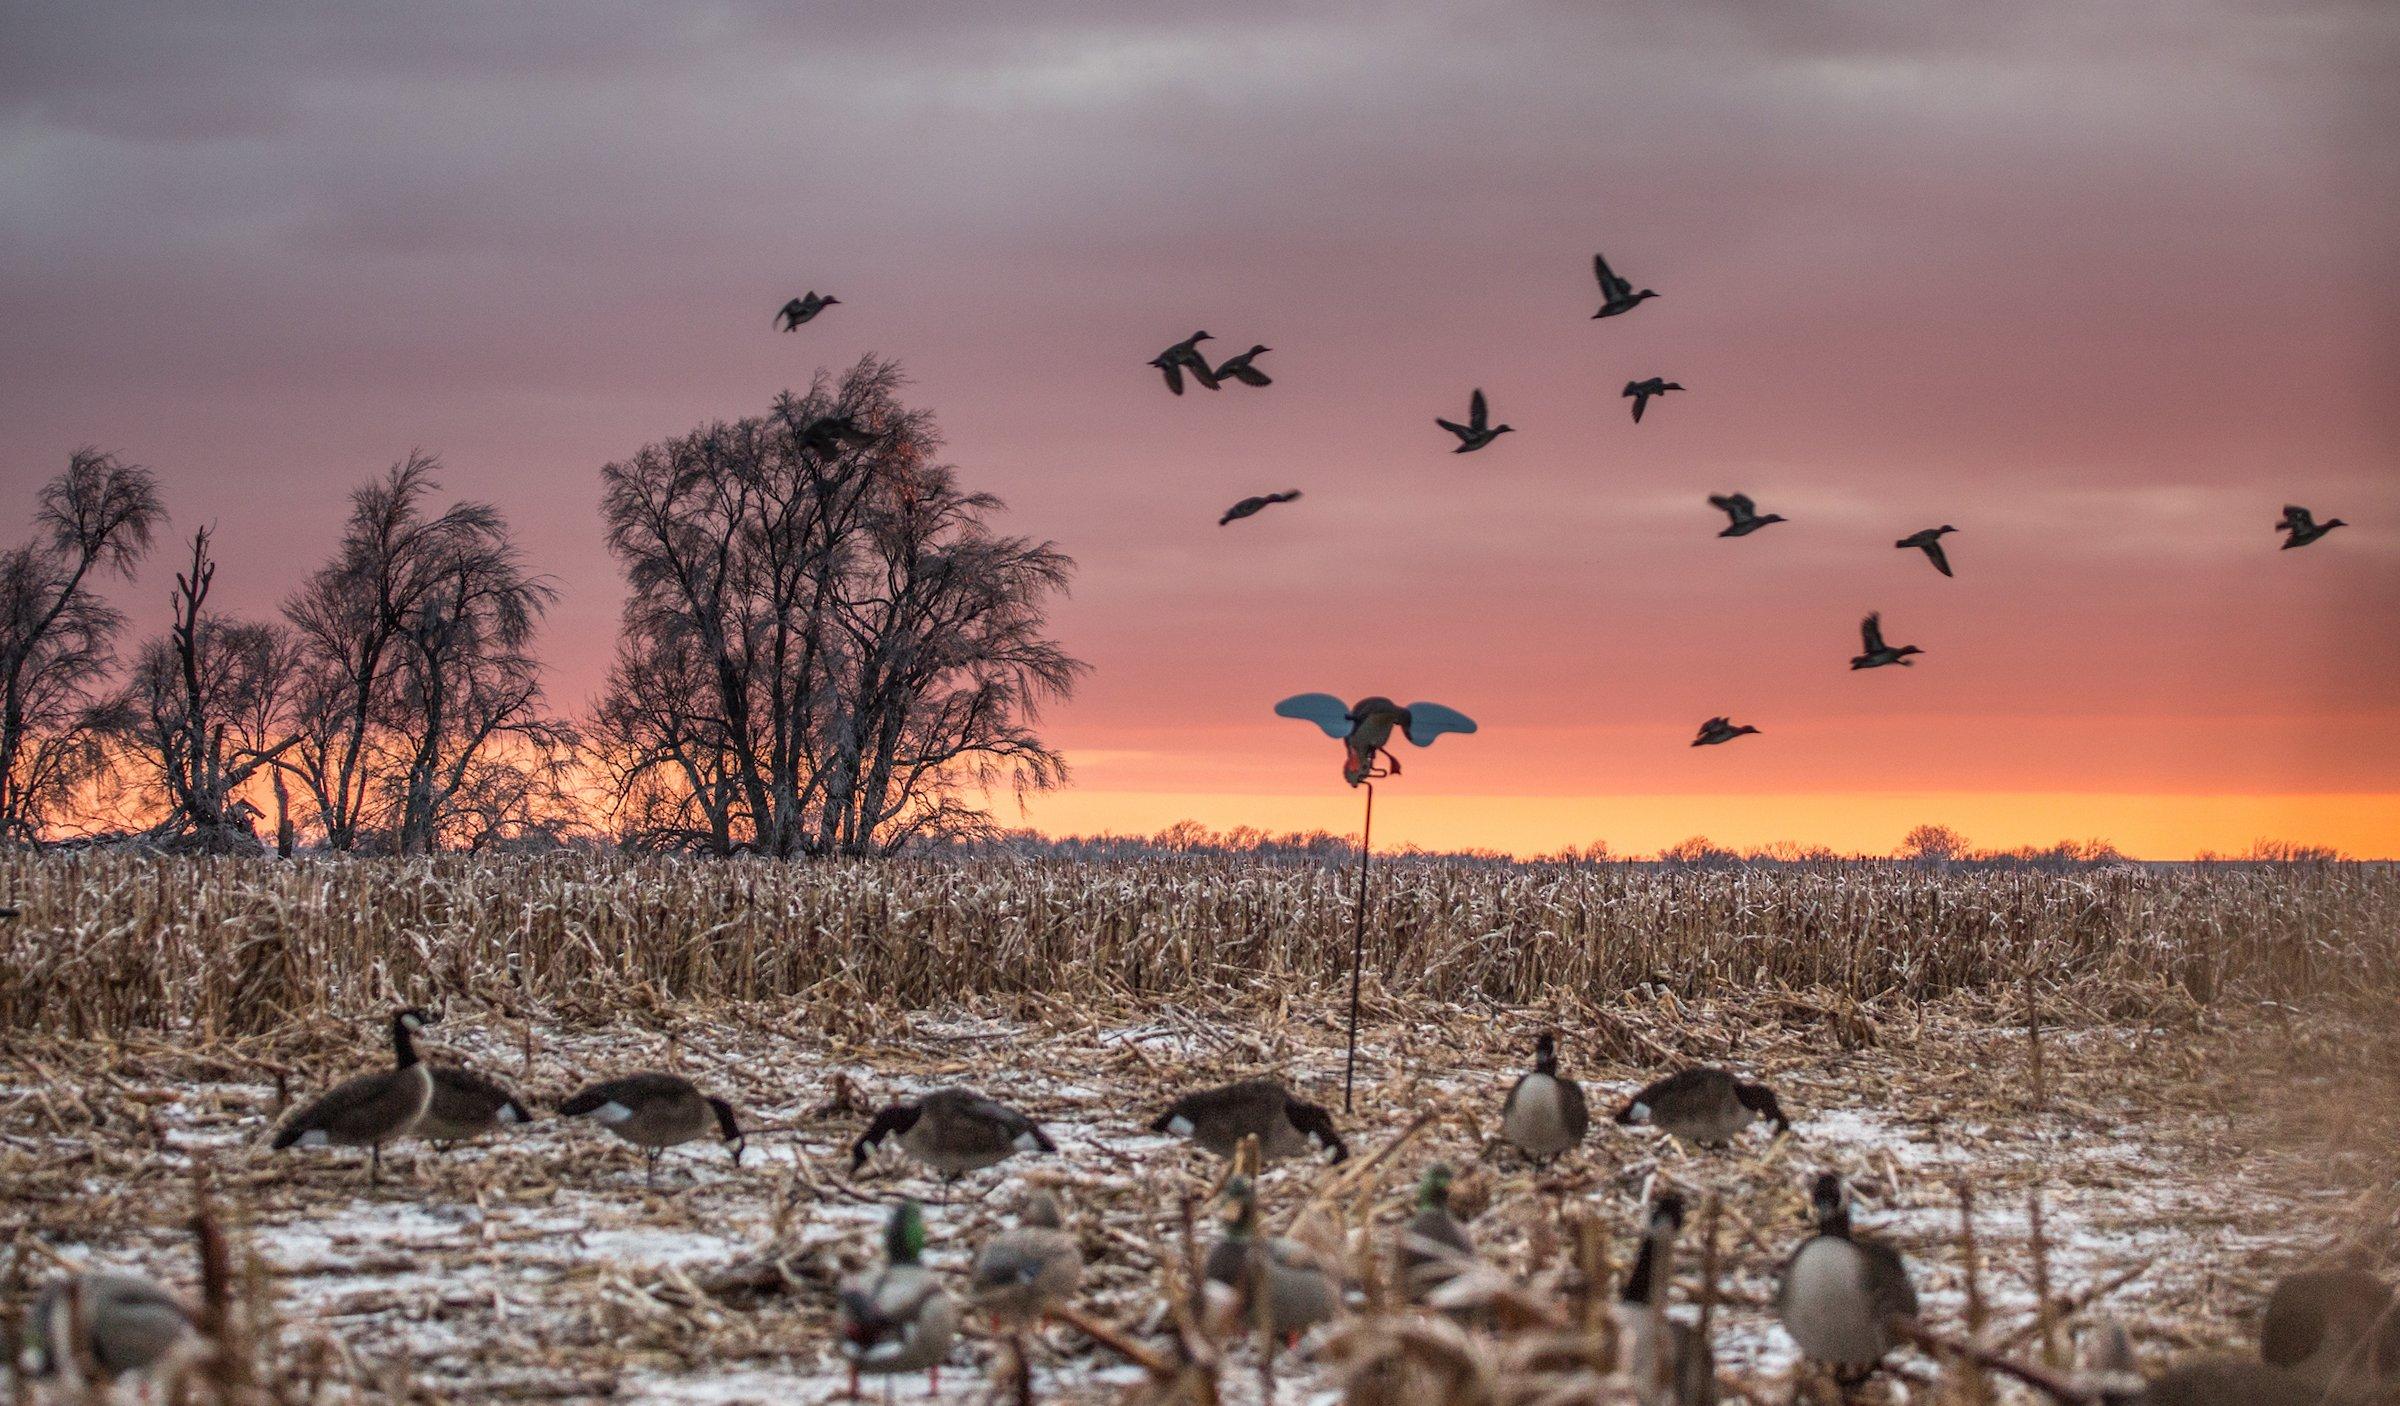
1500,1031,1590,1162
1616,1194,1717,1406
1592,253,1659,319
851,1088,1056,1181
800,414,876,457
1775,1172,1918,1381
775,292,839,330
1273,693,1478,788
417,1064,534,1147
1150,332,1220,395
270,1007,436,1184
1395,1163,1476,1302
23,1271,193,1384
2259,1267,2398,1403
968,1187,1083,1327
559,1072,745,1186
1214,345,1273,387
1708,493,1785,537
1624,378,1684,424
839,1200,961,1398
2277,506,2347,550
1691,718,1759,748
1221,490,1301,526
1149,1078,1348,1164
1205,1175,1341,1341
1850,612,1922,670
1437,388,1513,453
1896,526,1958,577
1615,1068,1790,1146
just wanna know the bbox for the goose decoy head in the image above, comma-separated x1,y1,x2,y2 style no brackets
396,1007,437,1031
1649,1191,1686,1232
709,1096,746,1164
1532,1030,1559,1074
1285,1099,1348,1163
1738,1081,1792,1133
851,1103,922,1171
1807,1171,1851,1231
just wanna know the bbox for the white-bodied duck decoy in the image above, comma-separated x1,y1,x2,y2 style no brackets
1150,1078,1348,1164
839,1199,961,1398
1500,1031,1589,1162
851,1088,1056,1181
1150,331,1220,395
2277,506,2347,550
775,292,839,330
1691,717,1760,748
1625,378,1684,424
1617,1194,1717,1406
1896,525,1958,577
1850,612,1922,670
1214,345,1273,387
1775,1172,1918,1382
1274,693,1478,788
1437,388,1513,453
1709,493,1785,537
270,1007,437,1184
23,1271,193,1384
1592,253,1659,319
559,1072,745,1186
969,1187,1083,1327
1221,490,1301,526
1616,1068,1790,1146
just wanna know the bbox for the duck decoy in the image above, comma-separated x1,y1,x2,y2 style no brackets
559,1072,745,1186
969,1187,1083,1327
775,292,839,330
800,414,877,457
1592,253,1659,319
1896,525,1958,577
1214,345,1273,387
1500,1031,1589,1162
1150,331,1220,395
1691,717,1759,748
1221,490,1301,526
1708,493,1785,537
1150,1078,1348,1164
1437,388,1513,453
2277,506,2347,550
271,1007,437,1184
1775,1172,1918,1382
1396,1163,1476,1301
1206,1175,1341,1342
1616,1194,1717,1406
2259,1267,2398,1403
1850,611,1922,670
1625,378,1684,424
839,1199,961,1399
1615,1068,1790,1146
851,1088,1056,1181
23,1271,193,1383
417,1064,534,1147
1273,694,1478,788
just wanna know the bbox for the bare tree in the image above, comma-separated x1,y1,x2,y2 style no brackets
0,450,165,844
1898,823,1973,865
596,357,1084,856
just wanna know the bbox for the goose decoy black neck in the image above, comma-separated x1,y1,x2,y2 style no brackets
1809,1171,1851,1236
389,1007,432,1067
853,1104,922,1170
1532,1030,1558,1075
709,1097,746,1164
1621,1193,1687,1305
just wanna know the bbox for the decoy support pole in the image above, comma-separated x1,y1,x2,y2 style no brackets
1343,781,1374,1112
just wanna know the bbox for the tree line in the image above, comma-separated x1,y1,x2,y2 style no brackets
0,358,1083,856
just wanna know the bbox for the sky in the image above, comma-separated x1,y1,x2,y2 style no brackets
3,1,2396,858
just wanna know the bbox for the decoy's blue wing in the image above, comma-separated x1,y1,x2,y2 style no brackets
1275,693,1355,738
1402,702,1478,746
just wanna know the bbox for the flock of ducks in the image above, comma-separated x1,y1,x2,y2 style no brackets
30,1012,2398,1406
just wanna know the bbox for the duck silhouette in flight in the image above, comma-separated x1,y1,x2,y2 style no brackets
1709,493,1786,537
1437,389,1513,453
1591,253,1658,319
1150,332,1220,395
1624,378,1683,423
774,292,839,330
1213,345,1273,387
2277,505,2346,549
1850,612,1922,670
1692,717,1760,747
1896,526,1957,577
1275,694,1478,787
1221,490,1301,526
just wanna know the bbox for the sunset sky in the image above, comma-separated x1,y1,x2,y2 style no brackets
4,3,2395,857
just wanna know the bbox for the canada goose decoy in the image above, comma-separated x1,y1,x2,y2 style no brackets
1221,490,1301,526
0,905,18,920
2259,1267,2398,1402
23,1271,192,1383
800,413,877,456
1896,525,1958,577
271,1007,437,1184
1625,378,1683,424
1592,253,1659,319
1775,1172,1918,1381
1273,693,1478,788
1500,1032,1589,1162
969,1187,1083,1327
1150,331,1219,395
559,1072,745,1187
839,1199,961,1399
1691,717,1759,748
1396,1163,1476,1301
1214,345,1273,387
775,291,839,330
1150,1078,1348,1164
1850,611,1923,670
852,1088,1056,1181
1616,1195,1717,1406
1708,493,1785,537
1206,1175,1341,1342
417,1064,534,1146
1437,388,1513,453
1615,1068,1790,1146
2277,505,2347,550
